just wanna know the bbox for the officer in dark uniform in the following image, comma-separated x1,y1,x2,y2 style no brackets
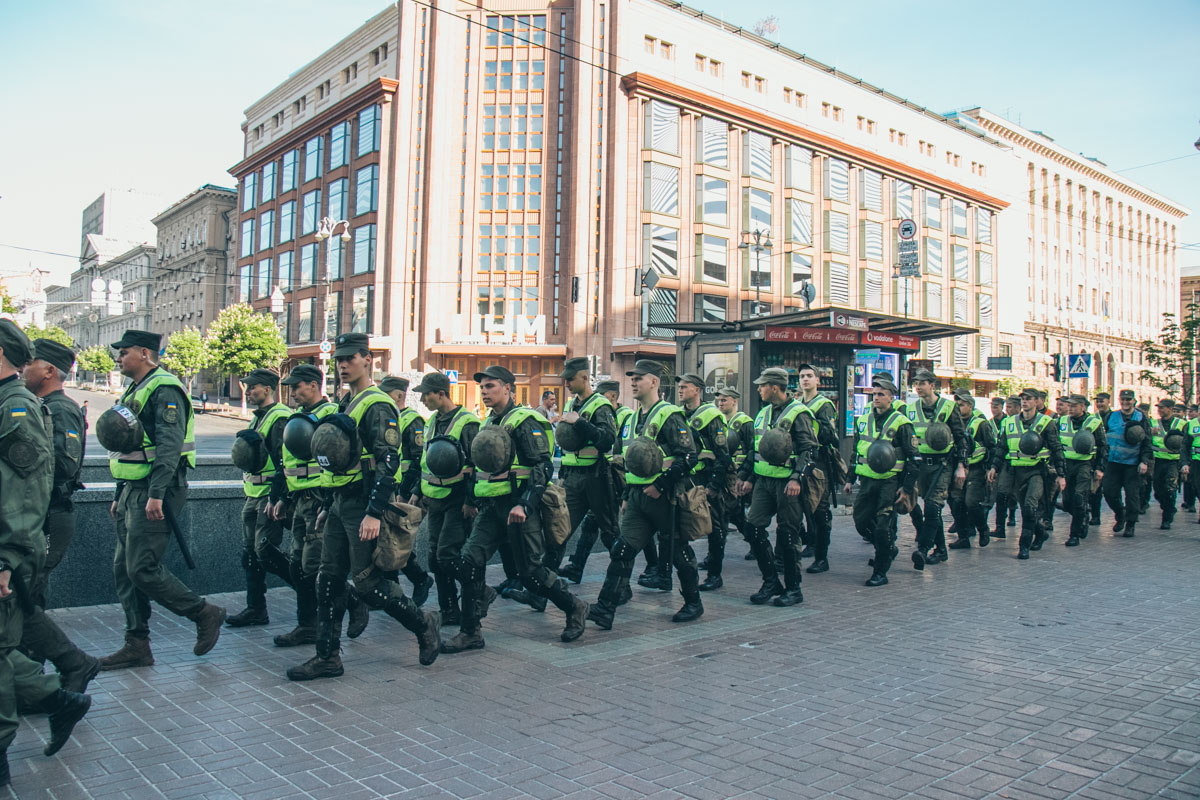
410,371,480,626
988,387,1066,559
948,388,996,549
1137,402,1154,515
98,330,225,670
906,368,969,568
17,339,100,691
379,376,433,603
1183,405,1200,514
1149,398,1186,529
287,333,441,680
845,377,917,586
1038,393,1062,536
1102,389,1152,537
554,358,618,582
228,369,295,628
1089,392,1113,525
673,373,730,590
441,365,588,652
1060,394,1107,547
587,360,699,628
701,387,753,590
994,395,1022,534
738,366,819,607
796,363,838,573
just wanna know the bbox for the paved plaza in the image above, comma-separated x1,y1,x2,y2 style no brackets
10,514,1200,800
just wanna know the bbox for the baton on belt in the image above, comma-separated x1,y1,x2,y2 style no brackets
162,501,197,570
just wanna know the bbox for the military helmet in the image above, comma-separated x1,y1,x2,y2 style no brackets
471,426,514,475
865,439,897,474
95,403,143,453
311,414,361,473
555,419,585,453
924,421,952,451
1164,429,1185,454
1018,429,1044,456
624,437,663,478
282,412,320,462
1124,423,1146,445
1071,428,1096,456
231,429,269,473
424,435,464,479
758,427,793,467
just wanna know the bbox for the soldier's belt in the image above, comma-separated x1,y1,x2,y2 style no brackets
116,442,197,463
421,470,469,486
244,473,274,485
568,446,601,458
477,466,532,482
284,465,324,478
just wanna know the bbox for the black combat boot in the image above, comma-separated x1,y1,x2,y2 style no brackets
434,571,461,626
275,563,317,647
228,550,270,627
403,561,432,607
40,689,92,756
558,561,585,584
442,567,486,652
544,580,587,642
287,578,346,680
748,534,783,604
586,575,622,630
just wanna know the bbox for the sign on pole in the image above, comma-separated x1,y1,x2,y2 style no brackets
446,369,459,384
1068,354,1092,379
829,311,869,331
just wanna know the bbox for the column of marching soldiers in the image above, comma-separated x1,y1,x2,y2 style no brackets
0,319,1191,788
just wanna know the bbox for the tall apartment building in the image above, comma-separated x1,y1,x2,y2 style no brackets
233,0,1020,407
961,109,1189,399
79,189,162,257
150,184,239,337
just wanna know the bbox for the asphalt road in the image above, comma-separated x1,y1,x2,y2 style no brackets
69,386,249,456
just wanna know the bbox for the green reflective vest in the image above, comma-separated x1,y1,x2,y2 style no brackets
108,370,196,481
560,391,614,467
1002,413,1053,466
967,413,988,465
420,407,480,498
243,402,292,497
282,401,338,492
323,385,397,488
474,406,553,498
1058,414,1103,461
907,396,955,455
802,393,835,443
621,401,683,485
752,400,813,479
685,402,726,474
726,411,754,468
613,406,634,456
854,409,909,479
1188,418,1200,460
1150,416,1187,461
395,407,423,474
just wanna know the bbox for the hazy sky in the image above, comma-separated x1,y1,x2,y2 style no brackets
2,0,1197,284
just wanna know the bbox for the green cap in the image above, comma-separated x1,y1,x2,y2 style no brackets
31,338,75,374
241,368,280,388
596,379,620,394
379,376,410,393
414,372,451,394
111,329,161,352
717,386,740,399
281,364,323,385
474,365,516,385
753,367,789,387
0,320,32,368
560,357,589,379
626,359,666,378
332,332,370,357
675,372,705,389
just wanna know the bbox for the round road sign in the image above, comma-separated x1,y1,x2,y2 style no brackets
898,219,917,240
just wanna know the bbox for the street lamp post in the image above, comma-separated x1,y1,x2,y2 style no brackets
739,228,773,317
313,216,351,396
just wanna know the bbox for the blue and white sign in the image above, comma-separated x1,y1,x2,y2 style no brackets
446,370,459,384
1068,354,1092,379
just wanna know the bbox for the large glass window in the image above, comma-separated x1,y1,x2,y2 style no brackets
789,253,813,296
301,189,321,235
696,234,727,284
978,293,994,328
696,177,728,226
785,145,812,191
976,209,992,243
893,180,913,219
925,282,942,319
256,258,272,298
743,187,772,232
298,297,314,342
277,250,294,291
239,263,252,301
327,237,344,280
643,163,679,215
352,224,376,274
977,251,993,286
951,199,968,236
355,165,378,215
694,293,727,322
953,244,969,281
642,287,678,339
258,210,274,252
925,237,943,275
242,173,257,212
260,163,276,203
860,267,882,309
240,219,254,258
328,178,348,220
743,132,772,179
351,285,374,333
953,287,969,325
282,150,298,193
860,170,883,212
745,244,771,290
824,158,849,202
825,210,848,254
696,117,728,167
300,243,318,287
279,201,295,244
330,121,350,169
642,224,678,277
861,220,883,261
825,261,849,305
326,291,342,339
358,105,381,156
644,100,679,155
788,199,812,245
304,136,324,182
925,190,942,229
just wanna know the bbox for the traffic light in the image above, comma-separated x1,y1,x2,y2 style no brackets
571,276,579,303
1052,353,1063,382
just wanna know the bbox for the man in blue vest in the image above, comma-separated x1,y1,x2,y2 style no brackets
1101,389,1152,537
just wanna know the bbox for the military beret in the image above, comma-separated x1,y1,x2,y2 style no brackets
0,319,32,368
31,338,75,374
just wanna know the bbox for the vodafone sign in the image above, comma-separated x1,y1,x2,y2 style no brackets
765,327,920,351
861,330,920,350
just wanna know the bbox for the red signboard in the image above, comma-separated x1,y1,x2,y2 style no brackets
765,327,922,350
861,330,921,351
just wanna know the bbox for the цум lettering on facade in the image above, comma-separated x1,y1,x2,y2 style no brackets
447,314,547,344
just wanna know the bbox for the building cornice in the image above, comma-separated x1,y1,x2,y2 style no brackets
621,73,1009,211
152,185,236,225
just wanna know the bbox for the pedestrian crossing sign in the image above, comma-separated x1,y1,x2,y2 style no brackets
1068,354,1091,379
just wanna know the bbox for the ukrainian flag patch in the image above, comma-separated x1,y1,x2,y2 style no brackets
10,407,26,417
66,430,79,439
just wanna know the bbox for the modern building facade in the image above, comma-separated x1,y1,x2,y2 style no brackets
79,189,162,258
960,109,1189,401
150,184,239,337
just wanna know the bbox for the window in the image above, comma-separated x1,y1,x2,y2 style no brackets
696,177,728,226
743,187,772,232
240,219,254,258
643,224,678,277
696,234,727,284
825,210,848,255
371,43,389,65
260,163,276,203
694,293,726,322
242,173,258,212
660,42,674,60
789,252,813,296
351,285,374,333
788,199,813,245
978,293,994,328
741,71,751,89
825,261,849,305
298,297,314,342
644,35,656,54
824,158,849,202
925,282,942,319
304,136,324,182
743,132,772,179
259,210,274,252
330,121,350,169
925,190,942,229
282,150,298,193
978,336,993,366
860,220,883,261
745,243,771,290
860,268,882,309
358,105,381,156
954,335,969,367
953,244,969,281
925,237,943,275
951,200,968,236
977,251,993,286
642,287,678,338
742,300,772,317
643,163,679,215
894,180,913,219
355,165,379,215
328,178,348,220
352,224,376,274
860,170,883,212
977,209,992,243
257,258,272,298
327,237,344,280
926,337,942,364
301,189,321,235
279,201,295,244
785,145,813,191
696,117,728,167
277,250,294,291
953,287,969,325
300,243,318,287
239,263,252,301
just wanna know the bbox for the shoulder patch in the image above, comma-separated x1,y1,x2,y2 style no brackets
10,407,26,418
163,407,179,424
690,416,704,429
384,427,400,446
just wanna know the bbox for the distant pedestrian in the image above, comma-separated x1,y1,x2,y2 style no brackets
535,390,560,424
80,400,88,424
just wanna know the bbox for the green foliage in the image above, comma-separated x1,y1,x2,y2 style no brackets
203,303,286,380
76,345,115,376
995,376,1021,398
949,376,973,392
1140,305,1199,404
162,327,209,393
1,288,18,315
21,322,74,348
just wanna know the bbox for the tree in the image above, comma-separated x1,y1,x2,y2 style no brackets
162,327,209,394
204,304,286,407
76,345,115,377
0,288,17,315
1140,304,1200,404
21,322,74,348
995,376,1022,398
